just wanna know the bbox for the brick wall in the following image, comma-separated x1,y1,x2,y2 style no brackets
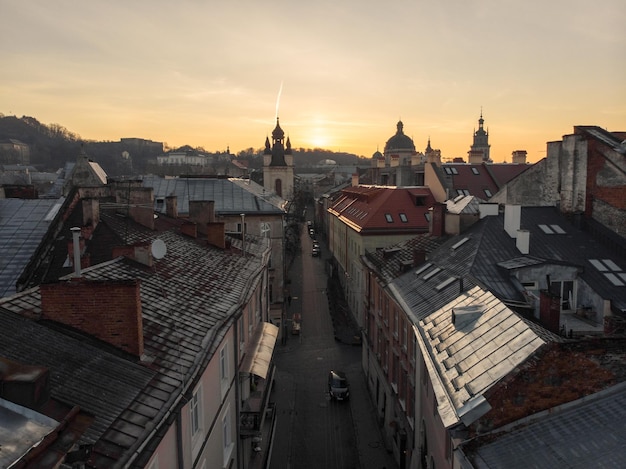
40,279,144,357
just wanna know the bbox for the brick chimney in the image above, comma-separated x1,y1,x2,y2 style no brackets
189,200,216,236
81,198,99,237
413,249,426,266
112,242,153,267
40,279,144,357
511,150,527,164
113,186,155,230
207,222,226,249
166,195,178,218
180,221,198,238
429,202,446,237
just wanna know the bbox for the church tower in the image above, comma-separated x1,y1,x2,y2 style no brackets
469,111,491,162
263,117,294,199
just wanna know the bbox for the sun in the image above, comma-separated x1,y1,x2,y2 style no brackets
308,128,330,149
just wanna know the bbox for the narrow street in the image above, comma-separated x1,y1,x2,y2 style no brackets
269,220,397,469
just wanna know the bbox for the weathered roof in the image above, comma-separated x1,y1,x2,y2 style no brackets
142,175,287,215
463,382,626,468
0,212,270,467
0,197,64,297
329,185,434,234
417,286,545,428
391,206,626,322
441,162,530,199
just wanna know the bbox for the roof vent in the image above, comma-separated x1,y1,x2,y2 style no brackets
451,305,484,329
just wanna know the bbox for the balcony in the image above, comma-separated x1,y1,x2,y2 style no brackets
240,364,276,437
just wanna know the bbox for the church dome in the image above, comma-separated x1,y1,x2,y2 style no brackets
384,120,415,152
371,150,383,159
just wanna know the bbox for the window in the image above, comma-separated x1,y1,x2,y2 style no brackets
220,345,229,385
456,189,470,196
190,385,204,458
399,213,408,223
471,167,479,175
222,406,234,466
385,213,393,223
484,189,492,198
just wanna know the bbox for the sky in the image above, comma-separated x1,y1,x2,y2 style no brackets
2,1,625,163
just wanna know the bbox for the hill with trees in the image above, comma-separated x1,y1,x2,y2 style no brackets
0,114,369,177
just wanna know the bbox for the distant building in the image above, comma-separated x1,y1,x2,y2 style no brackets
369,121,425,187
263,118,294,199
0,138,30,165
469,111,490,162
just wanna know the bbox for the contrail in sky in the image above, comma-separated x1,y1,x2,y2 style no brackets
275,81,283,120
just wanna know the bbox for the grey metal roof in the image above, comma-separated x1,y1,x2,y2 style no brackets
390,207,626,324
418,286,545,428
0,211,271,467
0,198,64,297
463,382,626,468
142,175,286,215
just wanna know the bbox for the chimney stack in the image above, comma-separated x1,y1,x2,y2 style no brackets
165,195,178,218
504,204,521,238
429,203,446,237
71,227,82,277
478,203,499,219
189,200,216,235
516,229,530,255
352,173,359,187
40,279,144,357
511,150,527,164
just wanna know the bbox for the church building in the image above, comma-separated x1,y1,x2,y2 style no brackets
263,118,294,199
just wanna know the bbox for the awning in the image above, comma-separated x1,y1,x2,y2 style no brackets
240,322,279,379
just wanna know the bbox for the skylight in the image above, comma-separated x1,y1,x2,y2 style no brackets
422,267,442,280
590,259,625,286
471,167,480,175
414,263,433,276
484,189,492,198
385,213,393,223
451,237,470,250
399,213,408,223
539,224,566,234
435,277,456,291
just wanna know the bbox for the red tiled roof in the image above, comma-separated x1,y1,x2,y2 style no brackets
329,186,434,233
445,162,530,198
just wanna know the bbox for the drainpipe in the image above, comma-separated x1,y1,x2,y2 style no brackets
240,213,246,257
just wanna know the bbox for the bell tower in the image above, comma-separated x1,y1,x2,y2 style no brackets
263,117,294,199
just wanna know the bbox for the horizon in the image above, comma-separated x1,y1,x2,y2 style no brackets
2,1,625,164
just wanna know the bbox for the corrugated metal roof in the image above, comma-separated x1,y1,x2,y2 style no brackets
142,176,286,215
0,198,64,297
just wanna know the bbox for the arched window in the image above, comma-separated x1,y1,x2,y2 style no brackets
275,179,282,197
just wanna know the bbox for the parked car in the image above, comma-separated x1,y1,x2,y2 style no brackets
328,370,349,400
312,245,320,257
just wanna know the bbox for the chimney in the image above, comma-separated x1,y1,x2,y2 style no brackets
40,279,144,357
429,203,446,237
207,222,226,249
516,229,530,255
413,249,426,267
504,204,521,238
0,357,50,410
468,150,483,165
71,227,82,277
81,198,99,233
478,203,499,219
114,186,155,230
189,200,216,235
165,195,178,218
112,242,153,267
511,150,527,164
352,173,359,187
180,221,198,238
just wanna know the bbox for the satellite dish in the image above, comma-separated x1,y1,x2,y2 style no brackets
151,239,167,259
